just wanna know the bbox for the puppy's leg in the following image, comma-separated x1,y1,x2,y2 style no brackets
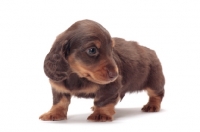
39,81,71,121
87,83,120,122
142,88,164,112
87,104,116,122
142,63,165,112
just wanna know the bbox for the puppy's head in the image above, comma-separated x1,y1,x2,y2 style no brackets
45,20,118,84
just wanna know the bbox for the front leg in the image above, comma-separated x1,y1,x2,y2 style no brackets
88,104,116,122
39,81,71,121
87,82,120,122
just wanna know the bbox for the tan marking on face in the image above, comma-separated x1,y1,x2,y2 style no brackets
94,40,101,48
115,66,119,73
68,54,92,78
111,39,115,47
39,96,70,121
68,54,118,84
49,79,70,94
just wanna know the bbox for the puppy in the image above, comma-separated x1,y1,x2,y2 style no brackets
39,19,165,122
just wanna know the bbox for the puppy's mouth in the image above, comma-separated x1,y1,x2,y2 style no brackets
84,72,118,85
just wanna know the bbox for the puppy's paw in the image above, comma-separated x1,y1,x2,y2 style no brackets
87,113,112,122
39,111,67,121
141,104,160,112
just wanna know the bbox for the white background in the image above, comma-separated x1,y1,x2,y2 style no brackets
0,0,200,131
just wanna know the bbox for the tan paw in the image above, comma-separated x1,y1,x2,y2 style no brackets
39,111,67,121
141,104,160,112
87,113,112,122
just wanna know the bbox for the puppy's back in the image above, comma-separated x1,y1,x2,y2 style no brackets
112,37,164,93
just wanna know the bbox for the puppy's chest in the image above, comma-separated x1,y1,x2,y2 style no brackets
64,75,99,98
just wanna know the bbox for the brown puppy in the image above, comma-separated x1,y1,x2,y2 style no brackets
39,19,165,122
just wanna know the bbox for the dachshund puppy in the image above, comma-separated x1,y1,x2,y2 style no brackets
39,19,165,122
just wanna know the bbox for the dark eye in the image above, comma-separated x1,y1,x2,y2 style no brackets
86,47,99,56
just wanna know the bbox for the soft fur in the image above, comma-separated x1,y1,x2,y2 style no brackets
39,19,165,122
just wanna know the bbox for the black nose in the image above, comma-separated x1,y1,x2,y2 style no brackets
107,70,118,79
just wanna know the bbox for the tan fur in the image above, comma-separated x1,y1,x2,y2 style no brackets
39,96,70,121
41,19,165,122
49,79,70,93
94,40,101,48
87,104,115,122
68,54,118,84
72,85,99,95
68,54,91,78
146,88,157,97
50,79,99,95
111,39,115,47
142,88,162,112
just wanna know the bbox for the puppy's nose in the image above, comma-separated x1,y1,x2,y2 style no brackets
107,70,118,79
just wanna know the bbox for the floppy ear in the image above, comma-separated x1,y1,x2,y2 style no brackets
44,38,71,82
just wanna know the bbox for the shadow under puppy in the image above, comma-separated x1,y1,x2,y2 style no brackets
39,19,165,122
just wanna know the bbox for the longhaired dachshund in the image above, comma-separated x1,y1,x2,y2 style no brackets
39,19,165,122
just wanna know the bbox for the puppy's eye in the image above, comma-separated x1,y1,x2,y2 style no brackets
86,47,99,56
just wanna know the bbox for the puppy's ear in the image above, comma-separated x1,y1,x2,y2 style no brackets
61,40,71,58
44,39,70,82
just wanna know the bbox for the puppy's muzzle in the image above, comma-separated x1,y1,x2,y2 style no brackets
107,69,118,79
104,64,118,81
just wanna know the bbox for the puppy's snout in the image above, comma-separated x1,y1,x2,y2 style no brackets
104,63,118,80
107,70,118,79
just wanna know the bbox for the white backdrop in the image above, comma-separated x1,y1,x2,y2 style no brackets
0,0,200,131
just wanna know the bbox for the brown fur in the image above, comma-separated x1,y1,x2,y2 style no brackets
39,96,70,121
40,19,165,122
50,79,99,96
49,79,70,93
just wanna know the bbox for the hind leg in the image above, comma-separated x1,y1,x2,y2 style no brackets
142,60,165,112
142,88,164,112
